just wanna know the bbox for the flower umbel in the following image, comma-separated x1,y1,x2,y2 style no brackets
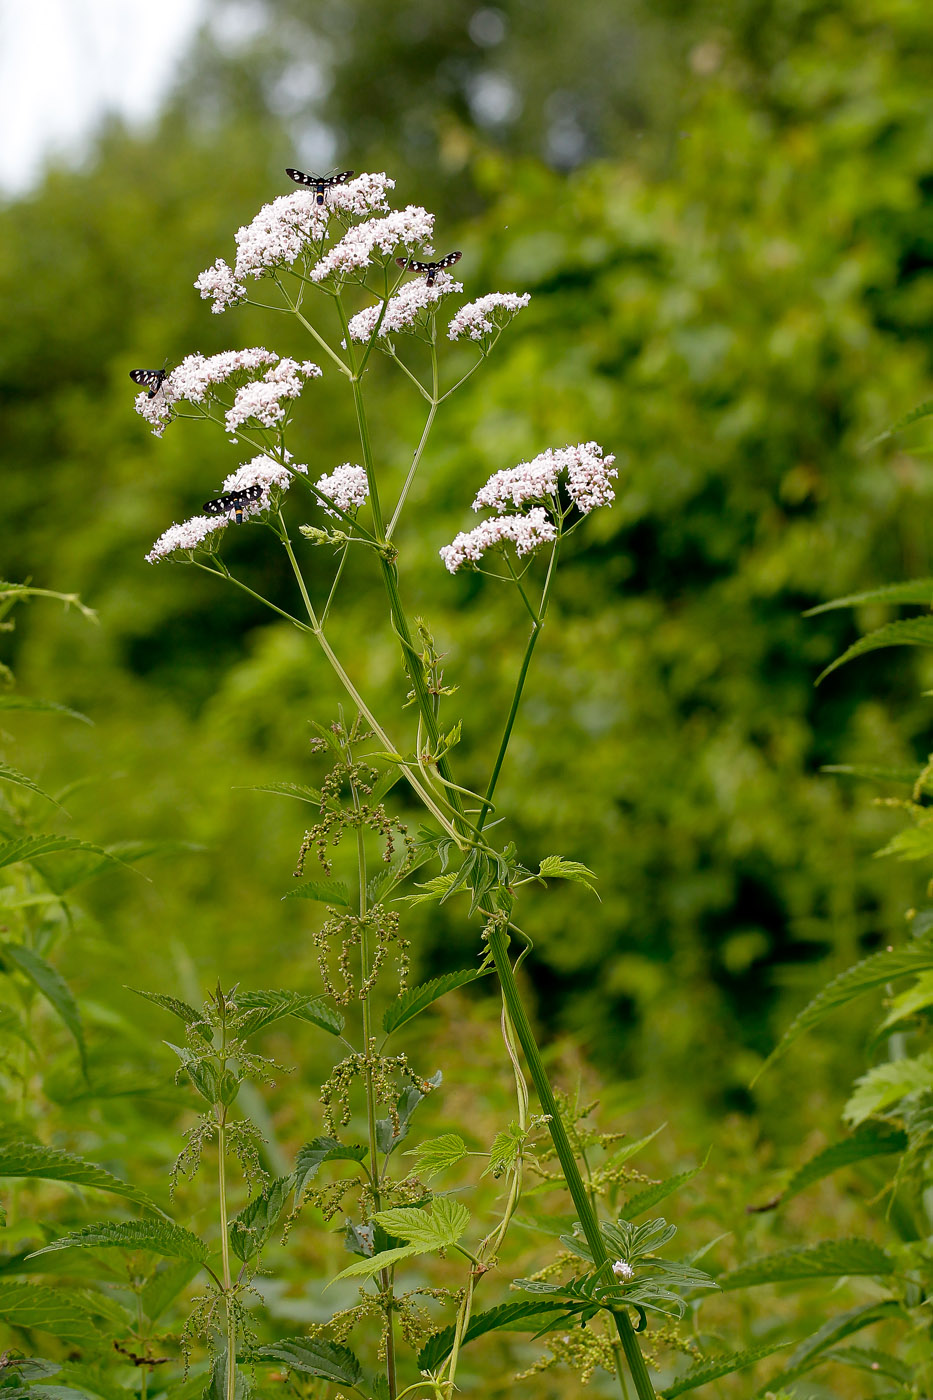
473,442,618,516
439,507,557,574
145,515,227,564
346,271,463,343
314,463,370,517
448,291,531,342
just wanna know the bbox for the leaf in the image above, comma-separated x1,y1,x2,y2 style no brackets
764,1300,905,1391
29,1219,209,1262
139,1258,202,1324
718,1238,894,1291
404,1133,468,1182
417,1300,569,1371
755,944,933,1079
329,1243,419,1285
0,1282,103,1343
230,1176,293,1262
129,987,205,1028
238,782,324,806
783,1124,907,1200
874,825,933,861
662,1342,790,1397
0,763,63,808
817,616,933,684
289,996,345,1037
821,763,921,785
536,855,599,896
0,835,121,872
404,871,461,905
607,1126,667,1168
282,879,350,907
877,970,933,1034
371,1197,470,1251
166,1042,226,1104
843,1052,933,1125
383,968,487,1034
293,1137,368,1200
623,1161,705,1218
0,942,85,1073
824,1346,912,1383
804,579,933,615
375,1070,441,1155
484,1123,526,1179
0,1141,165,1214
233,988,336,1038
0,695,90,722
865,399,933,446
254,1338,362,1386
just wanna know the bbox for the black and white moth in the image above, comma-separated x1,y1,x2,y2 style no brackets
129,368,167,399
395,252,462,286
285,169,355,205
202,484,263,524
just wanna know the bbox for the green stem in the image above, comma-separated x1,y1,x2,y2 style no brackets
217,1009,236,1400
386,328,439,540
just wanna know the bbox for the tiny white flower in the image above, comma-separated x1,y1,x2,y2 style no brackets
473,442,617,516
448,291,531,342
439,507,556,574
223,359,322,434
145,514,227,563
314,463,370,517
194,257,247,313
612,1259,634,1281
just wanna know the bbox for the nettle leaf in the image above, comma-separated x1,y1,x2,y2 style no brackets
662,1342,789,1398
756,944,933,1079
821,763,921,785
417,1300,567,1371
375,1071,441,1155
607,1126,666,1169
129,987,205,1029
0,763,63,808
344,1221,375,1258
783,1124,907,1201
875,824,933,862
255,1338,362,1386
817,616,933,684
876,969,933,1034
622,1159,705,1218
329,1243,418,1286
166,1043,234,1106
0,695,90,722
0,1141,164,1214
233,989,336,1038
140,1258,202,1325
238,782,325,806
843,1053,933,1126
766,1300,905,1391
29,1219,209,1263
383,968,488,1035
0,1282,104,1343
404,1134,468,1182
0,835,122,872
825,1346,912,1383
719,1238,894,1291
290,997,345,1037
0,942,86,1072
283,879,350,908
484,1123,527,1180
536,855,599,896
372,1198,470,1251
204,1349,251,1400
405,872,461,905
805,578,933,615
293,1138,368,1200
230,1176,293,1262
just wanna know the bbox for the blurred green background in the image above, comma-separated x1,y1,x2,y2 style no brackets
2,0,933,1151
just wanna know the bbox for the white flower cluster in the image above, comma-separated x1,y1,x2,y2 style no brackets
473,442,617,516
346,271,463,342
145,514,226,564
310,206,435,283
194,173,397,312
447,292,531,341
222,452,308,507
224,358,322,435
611,1259,634,1281
314,463,370,517
439,507,556,574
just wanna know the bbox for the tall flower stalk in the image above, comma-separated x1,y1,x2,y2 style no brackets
136,169,659,1398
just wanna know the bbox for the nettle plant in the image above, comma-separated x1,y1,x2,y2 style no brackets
85,166,764,1400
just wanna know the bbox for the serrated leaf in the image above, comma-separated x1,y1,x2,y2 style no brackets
874,825,933,861
877,970,933,1034
484,1123,526,1179
817,616,933,684
0,1141,165,1215
404,1133,467,1182
718,1238,893,1291
821,763,920,785
0,942,85,1073
329,1243,419,1285
662,1342,790,1397
0,1282,104,1343
763,1300,905,1392
139,1258,202,1324
607,1125,666,1168
783,1124,907,1201
129,987,205,1027
756,944,933,1079
0,695,90,722
375,1071,441,1155
282,879,350,907
0,835,119,872
233,989,333,1038
824,1346,911,1383
805,578,933,615
417,1300,568,1371
536,855,599,896
230,1176,293,1262
238,782,324,806
255,1338,362,1385
383,968,487,1034
29,1219,209,1262
0,763,63,808
405,872,460,905
293,1138,368,1200
865,399,933,447
843,1052,933,1125
372,1197,469,1253
623,1161,704,1218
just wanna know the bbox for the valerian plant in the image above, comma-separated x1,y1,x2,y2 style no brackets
85,165,772,1400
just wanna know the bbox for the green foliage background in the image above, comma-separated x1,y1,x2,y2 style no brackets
2,6,933,1379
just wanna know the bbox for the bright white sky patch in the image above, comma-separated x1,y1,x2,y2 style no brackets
0,0,206,195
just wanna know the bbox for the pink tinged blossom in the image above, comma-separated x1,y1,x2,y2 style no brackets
314,463,370,516
439,507,557,574
145,514,227,564
447,292,531,342
310,206,436,282
231,191,329,282
473,441,617,515
223,359,322,434
346,271,463,342
194,258,247,313
612,1260,634,1281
